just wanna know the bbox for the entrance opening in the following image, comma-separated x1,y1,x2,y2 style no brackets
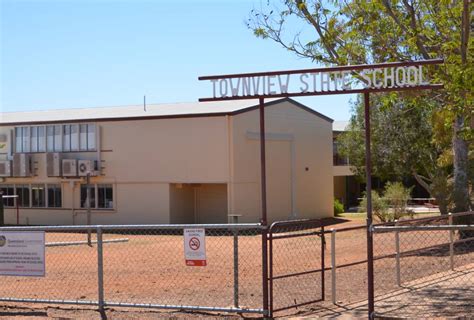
169,183,228,224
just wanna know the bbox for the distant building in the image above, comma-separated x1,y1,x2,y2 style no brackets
0,98,334,225
332,121,362,209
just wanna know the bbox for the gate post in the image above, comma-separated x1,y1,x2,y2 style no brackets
97,226,105,313
321,225,325,301
331,229,336,304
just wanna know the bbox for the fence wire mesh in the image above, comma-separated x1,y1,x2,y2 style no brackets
0,229,100,304
373,222,474,318
0,224,264,314
101,226,263,311
268,220,324,315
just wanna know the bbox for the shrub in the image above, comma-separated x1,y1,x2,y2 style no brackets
359,182,414,222
384,182,413,220
359,190,390,222
334,198,345,216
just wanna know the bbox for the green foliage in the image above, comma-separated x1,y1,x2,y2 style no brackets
359,190,389,222
359,183,414,222
248,0,473,213
334,198,344,216
384,182,414,221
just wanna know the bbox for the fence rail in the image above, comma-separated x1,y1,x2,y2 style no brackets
0,212,472,318
0,223,266,315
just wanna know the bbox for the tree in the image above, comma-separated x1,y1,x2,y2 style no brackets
248,0,472,213
337,93,453,214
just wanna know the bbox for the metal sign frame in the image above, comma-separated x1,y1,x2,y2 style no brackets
199,58,444,318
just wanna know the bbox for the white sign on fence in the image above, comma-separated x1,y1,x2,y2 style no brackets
184,228,206,266
0,231,45,277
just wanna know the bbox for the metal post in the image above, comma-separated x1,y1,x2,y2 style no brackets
0,191,4,226
16,197,19,225
259,97,270,317
233,227,239,308
331,229,336,304
86,173,92,246
321,225,325,301
395,220,401,286
449,213,454,270
364,92,375,319
97,227,105,312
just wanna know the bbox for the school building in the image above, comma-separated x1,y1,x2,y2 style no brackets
0,98,335,225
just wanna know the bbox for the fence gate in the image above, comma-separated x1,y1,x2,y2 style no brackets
267,219,325,317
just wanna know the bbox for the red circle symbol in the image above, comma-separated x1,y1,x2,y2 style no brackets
189,237,200,251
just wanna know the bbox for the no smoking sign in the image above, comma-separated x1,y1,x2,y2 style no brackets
184,229,206,266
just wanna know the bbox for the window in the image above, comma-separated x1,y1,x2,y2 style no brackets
16,184,30,207
15,127,22,152
47,125,55,152
71,124,79,151
80,124,88,150
80,184,96,209
47,184,62,208
0,185,15,207
54,125,61,151
63,125,71,151
17,123,96,153
31,184,45,207
22,127,30,152
38,126,46,152
87,124,96,150
1,184,62,208
31,126,38,152
81,184,113,209
98,184,113,209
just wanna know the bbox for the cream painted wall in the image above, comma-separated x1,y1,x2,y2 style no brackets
1,116,228,225
1,100,333,225
230,101,333,223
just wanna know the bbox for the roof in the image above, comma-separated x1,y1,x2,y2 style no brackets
333,121,350,132
0,98,333,125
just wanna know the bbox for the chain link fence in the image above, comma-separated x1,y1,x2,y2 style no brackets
268,219,324,316
372,214,474,318
0,224,265,315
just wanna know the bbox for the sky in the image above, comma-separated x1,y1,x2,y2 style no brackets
0,0,355,121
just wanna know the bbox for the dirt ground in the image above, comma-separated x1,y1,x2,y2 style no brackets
0,216,472,319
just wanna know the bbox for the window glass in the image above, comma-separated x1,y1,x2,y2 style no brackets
79,124,88,151
87,124,96,150
47,184,62,208
22,126,30,152
38,126,46,152
16,184,30,207
15,127,22,152
31,126,38,152
71,124,79,151
46,126,55,152
80,185,96,208
32,184,45,207
54,125,62,151
0,185,15,207
98,184,113,209
63,125,71,151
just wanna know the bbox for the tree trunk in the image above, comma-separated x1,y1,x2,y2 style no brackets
412,172,449,215
452,114,472,238
452,115,470,213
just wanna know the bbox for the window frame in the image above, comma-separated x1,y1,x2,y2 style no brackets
15,123,97,153
80,183,114,210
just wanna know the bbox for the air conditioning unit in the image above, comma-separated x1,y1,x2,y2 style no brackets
62,159,77,177
12,153,32,177
78,160,97,176
46,153,62,177
0,160,12,177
